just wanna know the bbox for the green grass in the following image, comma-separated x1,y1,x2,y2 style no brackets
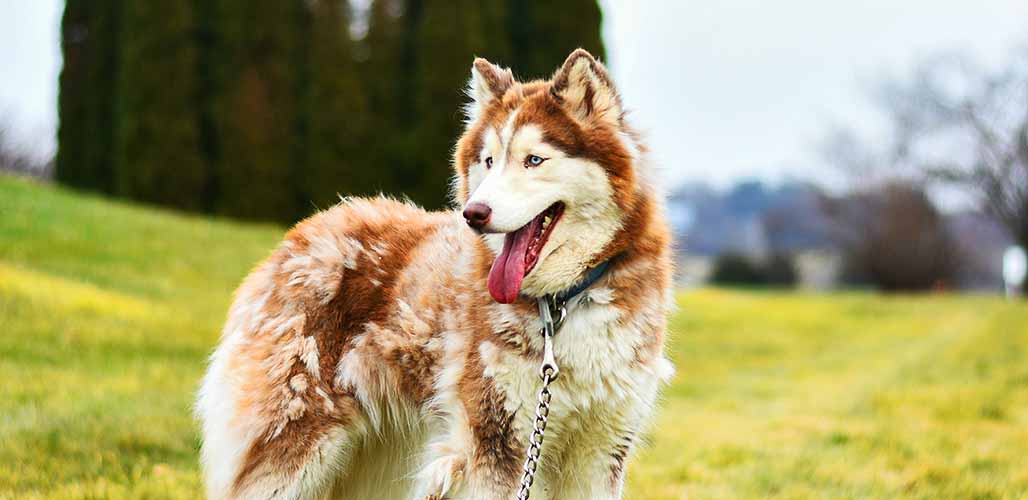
2,175,1027,499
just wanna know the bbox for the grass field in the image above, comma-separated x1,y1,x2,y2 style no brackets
2,175,1027,499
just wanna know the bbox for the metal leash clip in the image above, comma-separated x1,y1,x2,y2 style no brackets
536,295,566,380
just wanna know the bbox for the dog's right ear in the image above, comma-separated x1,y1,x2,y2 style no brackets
467,58,514,121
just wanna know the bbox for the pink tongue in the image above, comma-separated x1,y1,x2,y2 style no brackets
488,224,535,304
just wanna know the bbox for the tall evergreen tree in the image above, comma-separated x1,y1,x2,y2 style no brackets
213,0,306,221
408,0,508,209
298,0,369,214
194,0,224,211
362,0,407,124
506,0,606,79
347,0,427,207
114,1,208,210
56,0,121,193
356,0,409,200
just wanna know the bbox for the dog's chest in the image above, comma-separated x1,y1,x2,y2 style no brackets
478,293,667,427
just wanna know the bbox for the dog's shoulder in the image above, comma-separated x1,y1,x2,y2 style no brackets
227,197,452,336
281,197,443,296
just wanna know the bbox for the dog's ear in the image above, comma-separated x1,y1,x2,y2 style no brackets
467,58,514,120
551,49,621,125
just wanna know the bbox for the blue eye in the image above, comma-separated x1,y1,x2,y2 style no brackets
525,155,546,167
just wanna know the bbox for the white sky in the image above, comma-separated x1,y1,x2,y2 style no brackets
0,0,61,161
1,0,1026,187
600,0,1028,188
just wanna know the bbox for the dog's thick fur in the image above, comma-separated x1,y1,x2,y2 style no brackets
197,49,673,499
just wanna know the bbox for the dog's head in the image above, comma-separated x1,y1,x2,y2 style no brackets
454,49,649,304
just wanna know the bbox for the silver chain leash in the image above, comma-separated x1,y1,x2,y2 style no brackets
515,367,555,500
515,296,566,500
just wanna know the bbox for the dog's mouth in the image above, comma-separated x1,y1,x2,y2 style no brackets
488,202,565,304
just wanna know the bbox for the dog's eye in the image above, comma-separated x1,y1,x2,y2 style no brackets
484,157,493,169
525,155,546,168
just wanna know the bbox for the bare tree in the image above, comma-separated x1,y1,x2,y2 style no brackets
822,182,958,291
0,121,52,180
824,44,1028,293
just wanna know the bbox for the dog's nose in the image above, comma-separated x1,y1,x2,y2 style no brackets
462,202,492,230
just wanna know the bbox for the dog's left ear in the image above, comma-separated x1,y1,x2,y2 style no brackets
467,58,514,121
551,49,622,125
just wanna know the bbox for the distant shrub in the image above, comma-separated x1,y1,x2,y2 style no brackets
764,253,798,286
711,253,797,287
711,254,763,285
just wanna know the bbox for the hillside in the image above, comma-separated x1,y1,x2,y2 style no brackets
1,176,1027,499
0,176,282,498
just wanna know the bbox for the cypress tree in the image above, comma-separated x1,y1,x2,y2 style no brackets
408,0,508,209
362,0,406,125
355,0,408,201
194,0,224,211
298,0,369,214
56,0,90,188
114,1,208,210
213,0,306,221
506,0,606,80
351,0,423,206
56,0,121,194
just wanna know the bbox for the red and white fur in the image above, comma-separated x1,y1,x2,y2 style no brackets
197,49,673,499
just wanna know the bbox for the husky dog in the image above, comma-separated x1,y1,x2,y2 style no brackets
197,49,673,499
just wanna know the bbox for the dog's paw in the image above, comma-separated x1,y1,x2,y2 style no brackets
418,453,466,499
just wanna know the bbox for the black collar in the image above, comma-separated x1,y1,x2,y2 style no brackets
555,259,612,305
537,259,614,338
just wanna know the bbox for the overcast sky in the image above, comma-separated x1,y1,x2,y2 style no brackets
1,1,1026,188
0,0,61,162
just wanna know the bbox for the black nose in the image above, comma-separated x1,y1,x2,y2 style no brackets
463,202,492,230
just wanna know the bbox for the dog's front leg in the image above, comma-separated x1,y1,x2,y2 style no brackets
413,406,523,500
546,401,652,500
414,433,469,500
414,429,524,500
546,431,636,500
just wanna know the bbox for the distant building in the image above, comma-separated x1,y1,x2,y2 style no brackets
677,255,715,288
793,250,844,290
669,180,843,288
